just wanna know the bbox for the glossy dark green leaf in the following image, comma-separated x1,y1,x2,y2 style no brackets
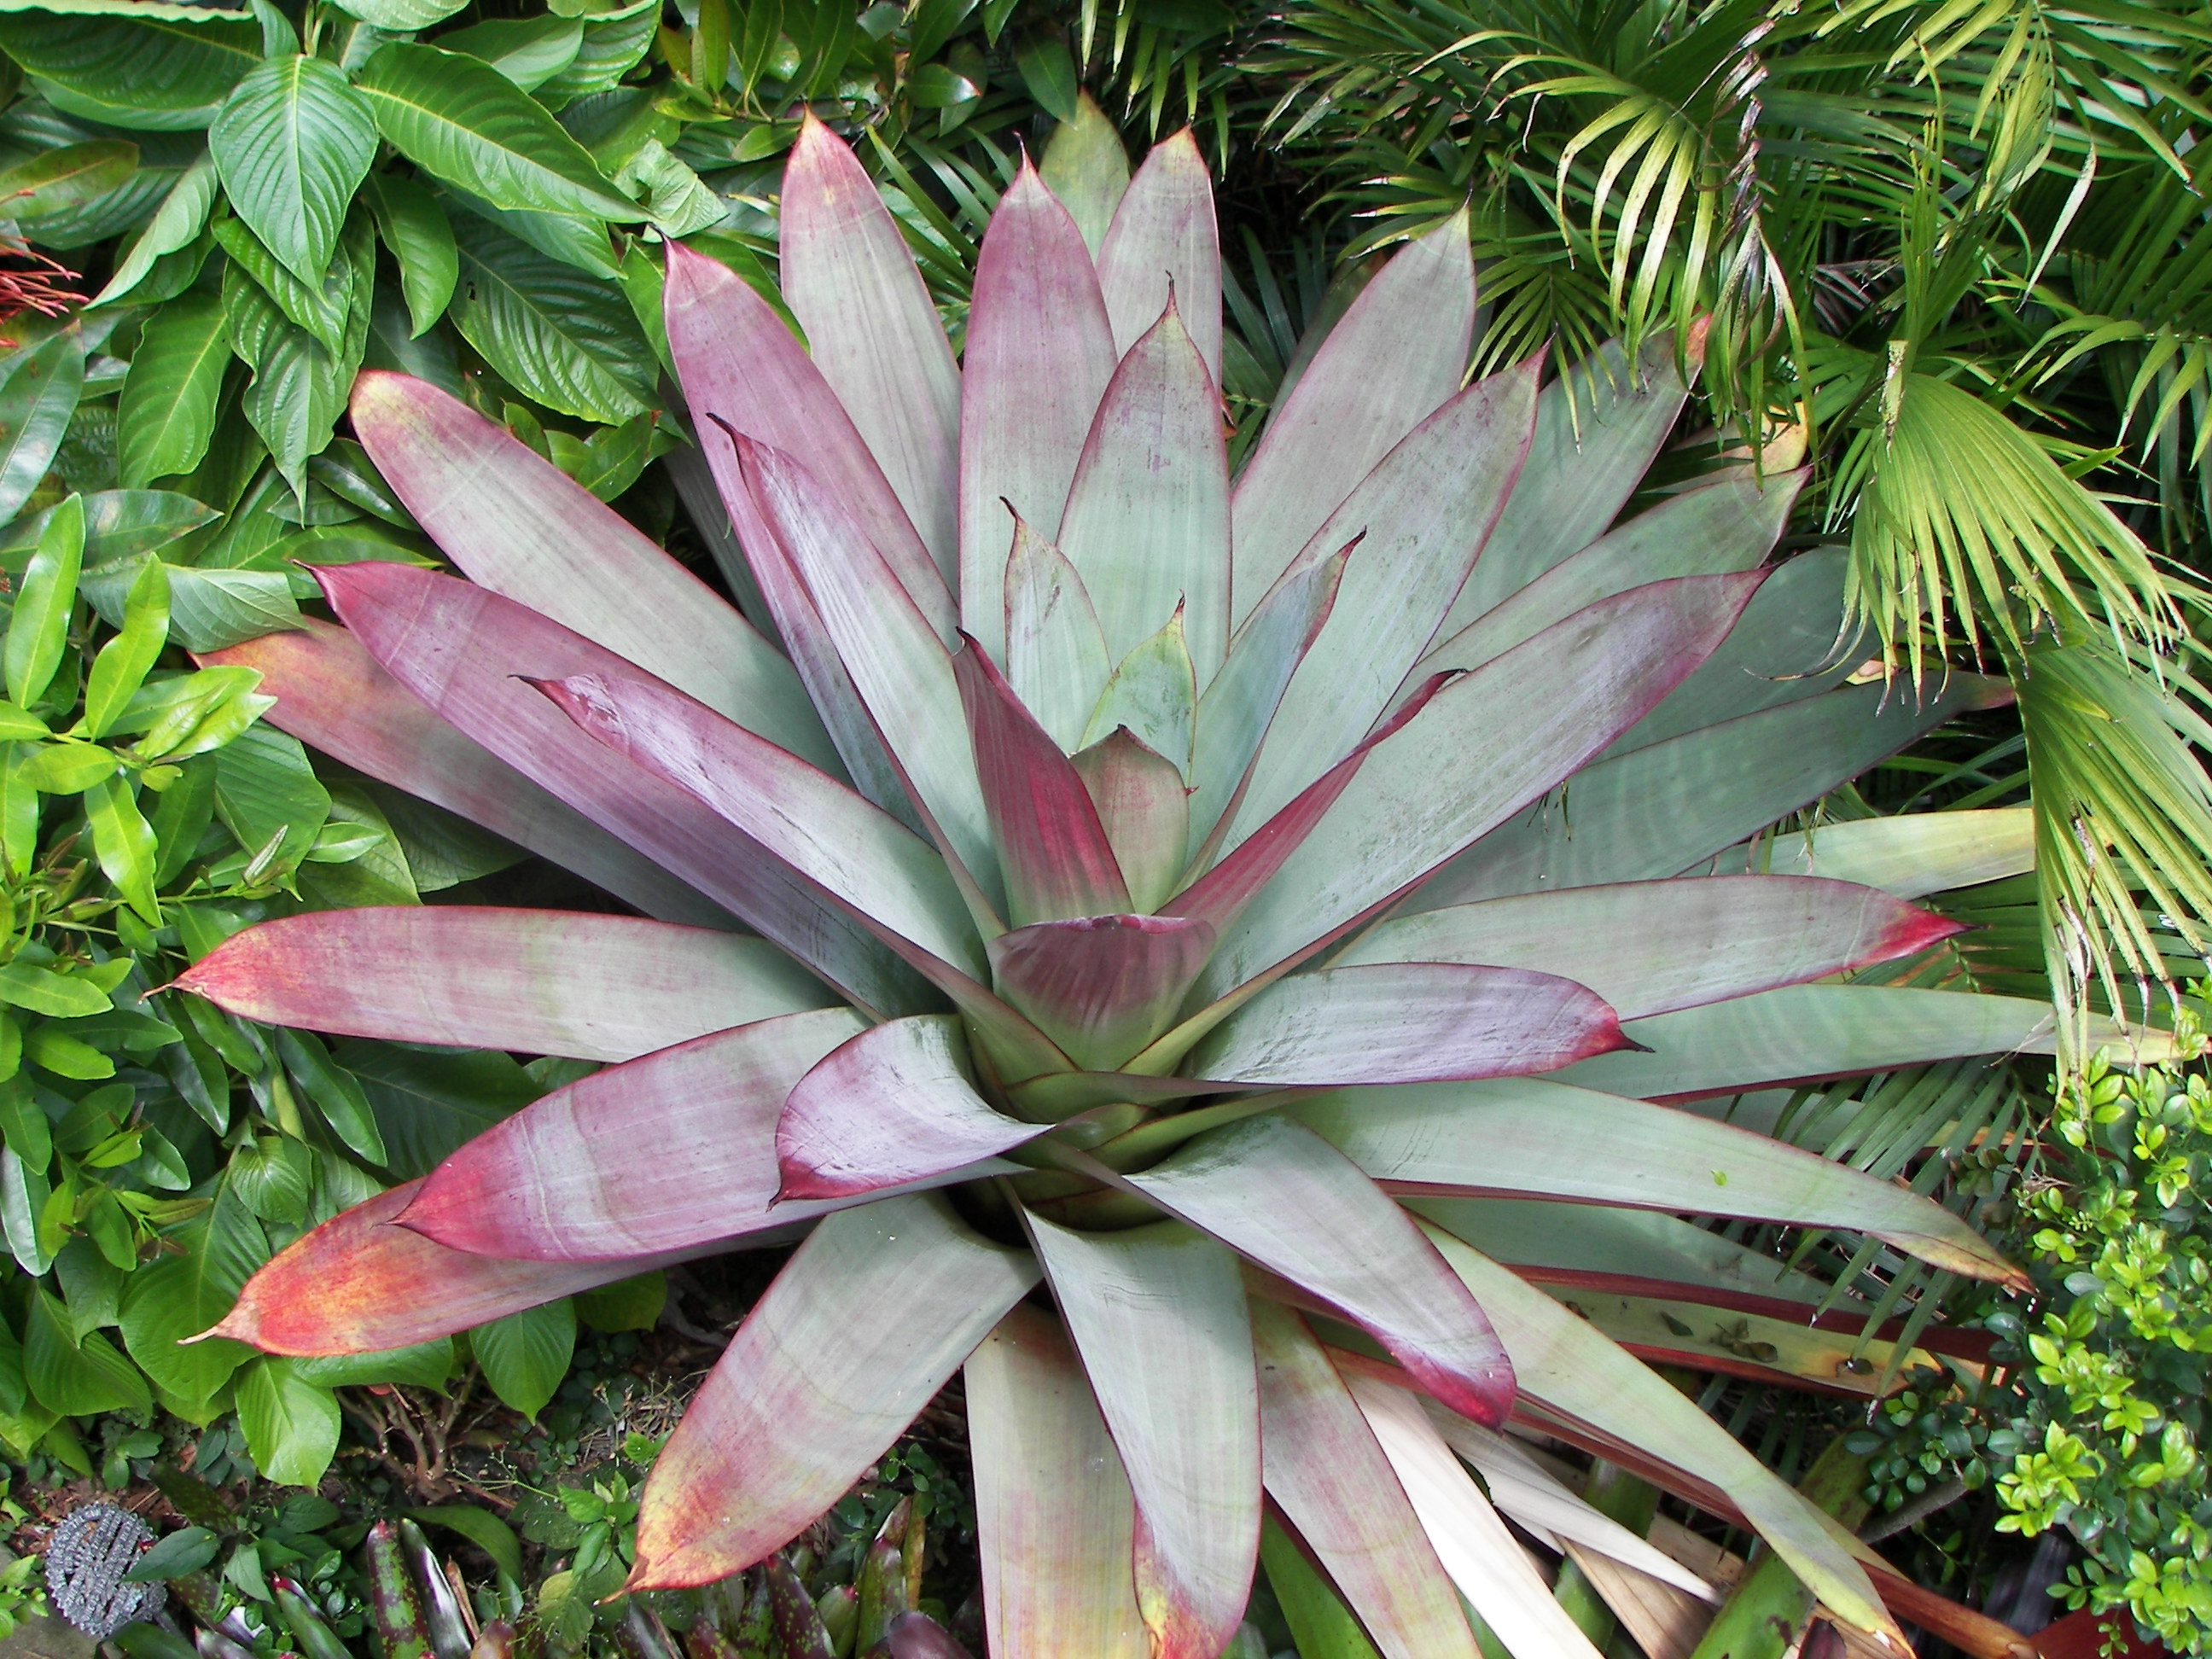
121,1527,220,1582
119,1184,264,1404
5,491,83,709
0,140,138,221
212,721,330,876
536,0,657,103
448,215,653,422
573,1271,666,1333
436,16,584,90
0,14,260,131
210,55,379,285
470,1297,573,1421
25,1288,151,1416
275,1027,386,1165
118,294,231,488
288,1336,453,1390
82,556,300,653
86,773,160,923
326,0,469,32
334,1039,538,1179
0,333,85,524
236,1356,340,1486
402,1507,523,1587
82,556,169,739
354,44,640,221
365,172,458,336
0,491,219,570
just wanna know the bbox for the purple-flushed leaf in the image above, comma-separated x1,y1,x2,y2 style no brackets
1231,212,1475,622
309,562,930,1018
629,1196,1038,1588
1441,332,1697,639
1421,1227,1896,1640
206,622,726,928
663,241,950,631
201,1182,709,1355
1058,299,1230,679
1337,876,1962,1020
1187,540,1351,856
1249,1301,1484,1659
881,1615,974,1659
1004,515,1112,750
1411,469,1801,693
1096,130,1220,382
952,636,1129,925
1181,963,1629,1086
1071,730,1189,912
1167,674,1452,940
1191,573,1765,1005
1026,1216,1258,1659
1343,1371,1606,1659
1124,1115,1516,1427
782,114,960,581
349,371,838,773
1222,357,1540,843
777,1014,1042,1202
1292,1077,2025,1286
175,908,833,1063
401,1008,866,1260
964,1303,1149,1659
959,160,1117,661
987,914,1217,1073
533,667,1072,1083
733,434,999,915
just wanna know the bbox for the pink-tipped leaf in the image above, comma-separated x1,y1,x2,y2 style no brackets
964,1303,1149,1659
663,241,950,630
952,636,1129,925
202,1182,713,1355
1070,730,1189,913
781,114,960,580
308,564,928,1016
1231,211,1476,620
776,1014,1045,1202
1191,573,1766,1004
1181,962,1630,1086
402,1008,867,1260
1027,1216,1259,1659
1058,295,1231,678
1096,130,1221,381
629,1195,1038,1587
206,621,726,929
177,907,834,1062
987,913,1217,1073
1337,876,1962,1020
350,371,838,773
1249,1301,1484,1659
1222,356,1540,843
533,667,1072,1082
958,160,1117,660
734,434,999,911
1123,1115,1516,1427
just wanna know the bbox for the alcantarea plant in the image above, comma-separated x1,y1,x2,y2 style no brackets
150,115,2137,1658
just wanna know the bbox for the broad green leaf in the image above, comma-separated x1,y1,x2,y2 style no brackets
235,1356,341,1486
0,141,137,222
0,1076,49,1173
353,44,641,222
273,1027,385,1164
118,1188,265,1404
210,55,379,286
86,775,160,923
83,556,300,654
365,172,457,336
118,294,230,487
82,557,170,739
0,491,218,571
442,186,620,279
219,218,349,358
288,1337,453,1390
401,1507,523,1587
0,962,108,1018
1038,92,1128,255
572,1271,665,1332
90,152,218,306
0,13,260,131
335,1039,538,1180
1027,1216,1258,1659
329,0,467,27
535,0,656,102
5,492,83,709
963,1303,1147,1658
447,215,653,422
211,721,330,873
25,1288,151,1416
470,1296,573,1420
0,1147,49,1275
0,335,85,524
436,16,584,90
224,219,371,492
615,140,725,237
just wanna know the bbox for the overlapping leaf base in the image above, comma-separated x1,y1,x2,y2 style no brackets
183,113,2107,1659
